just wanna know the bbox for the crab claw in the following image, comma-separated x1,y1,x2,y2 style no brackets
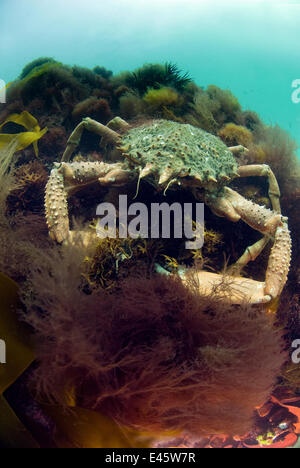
182,271,270,305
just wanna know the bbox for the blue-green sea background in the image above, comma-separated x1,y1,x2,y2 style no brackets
0,0,300,156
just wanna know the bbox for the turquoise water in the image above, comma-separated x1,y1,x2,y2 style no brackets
1,0,300,155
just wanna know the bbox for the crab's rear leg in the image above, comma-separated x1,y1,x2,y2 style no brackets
229,236,270,276
61,118,121,163
228,149,280,212
45,161,135,243
237,164,281,214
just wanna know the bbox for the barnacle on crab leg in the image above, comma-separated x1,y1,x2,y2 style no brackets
45,161,134,242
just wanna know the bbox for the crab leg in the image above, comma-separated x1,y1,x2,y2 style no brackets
228,236,270,275
229,145,249,156
45,161,134,243
206,187,291,300
225,164,282,275
223,187,284,235
45,164,69,243
224,190,291,300
265,222,292,298
61,118,120,163
237,164,281,214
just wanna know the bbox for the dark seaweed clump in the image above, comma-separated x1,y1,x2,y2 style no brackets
124,62,192,95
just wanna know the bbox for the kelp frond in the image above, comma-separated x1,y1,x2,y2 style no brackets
0,111,47,157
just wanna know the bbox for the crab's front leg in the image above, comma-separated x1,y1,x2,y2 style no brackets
206,187,291,300
45,161,135,243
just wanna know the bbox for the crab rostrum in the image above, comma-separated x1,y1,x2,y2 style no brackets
45,117,291,304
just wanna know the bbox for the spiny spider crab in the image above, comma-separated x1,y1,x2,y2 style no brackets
45,117,291,305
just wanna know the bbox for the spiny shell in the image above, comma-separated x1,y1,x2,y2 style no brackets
120,120,238,189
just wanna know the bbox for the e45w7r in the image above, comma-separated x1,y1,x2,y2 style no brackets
149,452,196,463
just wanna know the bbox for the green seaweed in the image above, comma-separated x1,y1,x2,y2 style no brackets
143,87,182,111
19,57,58,80
20,61,63,85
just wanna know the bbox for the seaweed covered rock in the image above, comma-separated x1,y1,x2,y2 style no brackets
19,57,59,80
